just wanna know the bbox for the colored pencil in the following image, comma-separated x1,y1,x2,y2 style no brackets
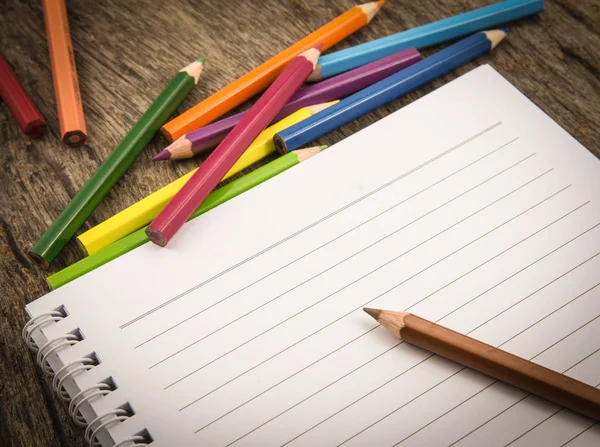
29,59,205,267
155,48,420,160
309,0,543,81
148,48,320,246
0,52,47,138
50,146,326,289
77,102,336,256
364,308,600,421
42,0,87,146
275,30,507,154
160,1,384,142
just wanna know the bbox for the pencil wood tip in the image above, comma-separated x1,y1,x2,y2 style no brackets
158,136,193,160
307,64,322,82
363,308,382,320
484,29,508,50
28,251,50,269
294,145,326,162
182,58,205,84
63,130,87,147
145,226,168,247
301,47,322,68
306,100,338,115
360,0,385,23
196,57,206,64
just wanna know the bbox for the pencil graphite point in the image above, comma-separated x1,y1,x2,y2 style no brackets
484,29,508,50
359,0,385,23
363,307,381,320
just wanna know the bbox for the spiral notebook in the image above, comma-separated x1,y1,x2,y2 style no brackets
24,65,600,447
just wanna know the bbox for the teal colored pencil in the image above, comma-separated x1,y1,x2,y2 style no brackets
310,0,542,81
30,58,205,267
47,146,326,289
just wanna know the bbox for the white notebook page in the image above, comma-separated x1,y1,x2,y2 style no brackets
27,65,600,446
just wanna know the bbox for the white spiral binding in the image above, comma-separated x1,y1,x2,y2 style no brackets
22,311,64,350
85,410,127,446
114,436,147,447
53,358,97,401
23,312,151,446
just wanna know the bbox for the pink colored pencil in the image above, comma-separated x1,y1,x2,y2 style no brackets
146,46,322,246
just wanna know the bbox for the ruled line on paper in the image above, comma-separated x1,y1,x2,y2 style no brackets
504,381,600,447
194,223,600,441
162,173,564,386
134,137,519,349
120,123,504,329
562,422,598,446
150,153,539,369
392,288,600,447
407,222,600,317
436,223,600,324
228,261,600,446
335,285,600,447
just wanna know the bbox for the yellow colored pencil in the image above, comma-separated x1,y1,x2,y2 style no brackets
76,101,337,255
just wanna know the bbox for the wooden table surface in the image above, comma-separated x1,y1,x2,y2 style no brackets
0,0,598,445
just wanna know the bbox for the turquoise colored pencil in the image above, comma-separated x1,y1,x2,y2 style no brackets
46,146,326,289
309,0,542,81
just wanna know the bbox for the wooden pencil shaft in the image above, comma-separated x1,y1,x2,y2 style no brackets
147,50,318,245
29,67,199,266
160,1,382,142
400,314,600,421
0,52,46,138
42,0,86,145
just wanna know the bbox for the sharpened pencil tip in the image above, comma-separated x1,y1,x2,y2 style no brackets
360,0,385,23
484,29,508,50
152,150,171,161
196,57,206,63
319,145,328,151
363,308,381,320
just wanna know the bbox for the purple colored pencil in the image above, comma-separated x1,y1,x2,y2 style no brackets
154,47,421,160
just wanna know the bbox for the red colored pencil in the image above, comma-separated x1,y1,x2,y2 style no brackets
146,46,322,246
0,52,47,138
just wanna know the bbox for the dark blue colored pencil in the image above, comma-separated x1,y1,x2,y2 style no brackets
274,30,507,154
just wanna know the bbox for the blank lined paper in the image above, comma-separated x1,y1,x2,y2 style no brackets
27,65,600,446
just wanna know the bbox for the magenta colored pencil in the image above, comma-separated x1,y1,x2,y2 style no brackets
155,47,421,160
146,46,321,246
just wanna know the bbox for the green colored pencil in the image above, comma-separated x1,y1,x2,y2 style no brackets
30,58,205,267
47,145,326,289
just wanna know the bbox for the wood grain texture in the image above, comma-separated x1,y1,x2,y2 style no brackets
0,0,598,445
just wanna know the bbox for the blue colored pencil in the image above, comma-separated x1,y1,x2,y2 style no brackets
309,0,542,81
275,30,507,154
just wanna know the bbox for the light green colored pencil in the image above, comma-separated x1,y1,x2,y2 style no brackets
47,145,326,289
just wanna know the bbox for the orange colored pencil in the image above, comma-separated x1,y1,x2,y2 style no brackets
160,1,385,142
42,0,87,146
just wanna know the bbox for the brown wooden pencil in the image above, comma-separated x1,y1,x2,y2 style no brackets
364,308,600,421
42,0,86,146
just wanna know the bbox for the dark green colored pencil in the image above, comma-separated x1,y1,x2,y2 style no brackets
30,58,205,267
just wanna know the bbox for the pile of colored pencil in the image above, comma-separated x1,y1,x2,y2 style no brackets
19,0,600,428
14,0,544,269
